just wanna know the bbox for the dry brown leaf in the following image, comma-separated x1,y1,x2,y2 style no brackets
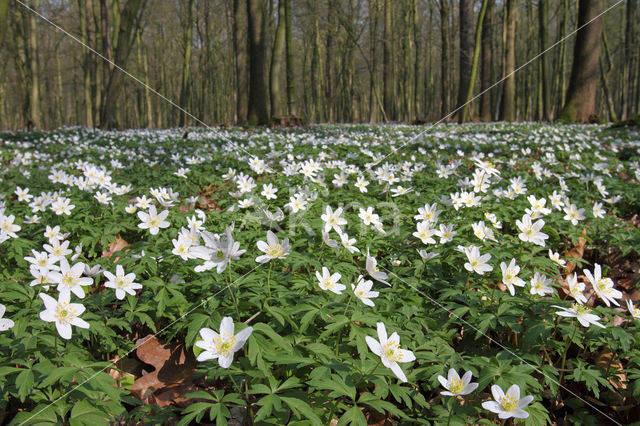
130,335,197,406
102,235,130,261
592,347,627,390
564,228,587,275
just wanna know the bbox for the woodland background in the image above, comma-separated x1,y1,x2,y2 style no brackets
0,0,638,129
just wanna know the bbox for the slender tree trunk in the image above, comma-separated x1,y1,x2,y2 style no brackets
538,0,550,120
77,0,94,127
0,0,9,49
624,0,636,119
558,0,602,122
247,0,269,125
179,0,194,127
368,0,378,122
500,0,516,122
100,0,146,129
233,0,248,123
479,0,493,121
27,0,41,128
457,0,473,123
326,0,336,122
557,0,569,112
439,1,449,118
284,0,296,116
270,0,286,118
383,0,393,121
412,0,421,121
311,13,324,122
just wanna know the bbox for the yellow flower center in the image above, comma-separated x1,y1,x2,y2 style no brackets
448,378,464,394
382,342,402,362
55,303,76,325
214,335,236,356
265,244,284,258
501,394,519,412
63,273,75,287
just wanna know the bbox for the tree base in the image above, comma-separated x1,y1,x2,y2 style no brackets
610,114,640,128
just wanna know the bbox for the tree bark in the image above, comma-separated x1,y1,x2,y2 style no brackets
383,0,394,121
247,0,269,125
100,0,146,129
439,1,450,118
77,0,94,127
412,0,421,121
368,0,378,122
538,0,550,120
270,0,286,118
27,0,41,128
0,0,8,48
284,0,296,116
233,0,249,123
457,0,474,123
179,0,194,127
325,0,336,122
558,0,602,123
479,0,493,121
500,0,516,122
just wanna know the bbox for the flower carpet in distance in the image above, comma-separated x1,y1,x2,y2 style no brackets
0,123,639,424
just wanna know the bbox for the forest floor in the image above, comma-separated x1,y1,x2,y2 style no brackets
0,123,639,425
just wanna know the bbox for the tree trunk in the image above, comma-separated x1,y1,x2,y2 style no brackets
100,0,146,129
368,0,378,122
0,0,8,48
439,1,449,118
500,0,516,122
270,0,286,118
325,0,336,122
538,0,550,120
457,0,473,123
233,0,249,123
558,0,602,123
247,0,269,125
77,0,94,127
624,0,636,119
479,0,493,121
284,0,296,116
179,0,194,127
382,0,393,121
27,0,41,128
412,0,421,121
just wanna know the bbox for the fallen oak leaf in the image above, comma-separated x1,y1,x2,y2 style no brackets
564,228,587,276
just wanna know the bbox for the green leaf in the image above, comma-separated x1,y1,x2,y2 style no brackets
16,368,34,402
280,396,323,426
69,400,109,426
337,405,366,426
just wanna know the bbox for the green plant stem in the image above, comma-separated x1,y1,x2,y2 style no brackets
559,322,578,384
334,294,354,355
226,265,240,317
228,370,242,394
266,260,273,298
446,397,457,426
356,359,382,388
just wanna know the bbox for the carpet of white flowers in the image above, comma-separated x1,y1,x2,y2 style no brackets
1,123,640,425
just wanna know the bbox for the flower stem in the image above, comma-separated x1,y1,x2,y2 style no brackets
334,294,354,355
356,359,382,388
228,370,242,394
559,322,578,385
446,397,457,426
226,265,240,317
266,261,273,298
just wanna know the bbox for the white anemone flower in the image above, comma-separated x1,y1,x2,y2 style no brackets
584,263,622,307
39,292,90,339
463,246,493,275
553,303,606,328
316,267,346,295
482,384,534,419
103,265,142,300
351,275,379,307
0,304,15,332
365,322,416,383
366,248,390,286
255,230,290,263
137,205,170,235
437,369,479,396
195,317,253,368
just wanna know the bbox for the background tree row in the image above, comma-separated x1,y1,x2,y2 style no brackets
0,0,638,129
